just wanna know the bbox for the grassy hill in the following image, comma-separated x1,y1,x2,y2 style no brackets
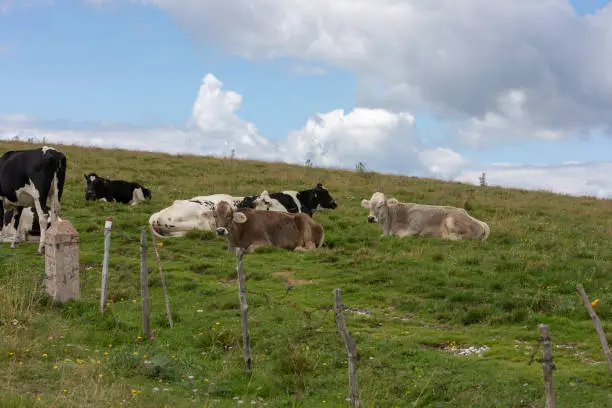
1,140,611,408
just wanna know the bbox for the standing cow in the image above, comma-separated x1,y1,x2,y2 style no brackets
361,192,490,241
84,173,152,206
0,146,67,253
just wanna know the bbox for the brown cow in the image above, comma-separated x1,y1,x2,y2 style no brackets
361,192,490,241
214,201,325,253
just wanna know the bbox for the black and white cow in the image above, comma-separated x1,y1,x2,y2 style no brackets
238,183,338,217
0,146,67,253
84,173,152,206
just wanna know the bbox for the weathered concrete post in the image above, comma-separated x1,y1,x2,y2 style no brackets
44,219,80,303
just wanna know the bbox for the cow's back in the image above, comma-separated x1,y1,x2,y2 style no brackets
389,203,447,232
236,209,301,249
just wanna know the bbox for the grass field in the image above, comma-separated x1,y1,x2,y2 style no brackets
1,140,611,408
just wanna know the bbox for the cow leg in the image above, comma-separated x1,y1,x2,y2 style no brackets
9,207,24,249
32,199,49,254
245,243,265,254
395,229,418,238
295,241,316,251
130,188,145,206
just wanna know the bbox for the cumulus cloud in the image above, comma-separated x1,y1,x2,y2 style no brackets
3,71,610,198
0,73,463,180
456,162,612,199
103,0,612,146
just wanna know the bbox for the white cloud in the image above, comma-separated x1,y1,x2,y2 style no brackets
4,71,610,199
456,162,612,199
101,0,612,146
0,73,462,179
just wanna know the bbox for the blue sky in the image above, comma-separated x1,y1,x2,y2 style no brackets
0,0,611,197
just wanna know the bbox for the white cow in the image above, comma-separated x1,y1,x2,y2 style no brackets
361,192,490,241
149,194,245,238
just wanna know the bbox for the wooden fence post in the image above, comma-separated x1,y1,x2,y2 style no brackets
576,284,612,372
235,248,252,373
333,288,360,408
148,225,173,328
139,228,150,339
539,324,556,408
100,217,112,313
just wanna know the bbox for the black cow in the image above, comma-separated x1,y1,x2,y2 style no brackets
0,146,67,253
238,183,338,217
84,173,152,206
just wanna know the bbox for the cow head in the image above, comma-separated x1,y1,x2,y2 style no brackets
312,183,338,210
84,173,108,200
361,192,392,223
214,201,248,236
149,199,216,237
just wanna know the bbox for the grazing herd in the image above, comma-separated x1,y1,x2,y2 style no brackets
0,146,491,255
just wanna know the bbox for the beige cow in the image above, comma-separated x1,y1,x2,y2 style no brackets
214,201,325,253
361,192,490,241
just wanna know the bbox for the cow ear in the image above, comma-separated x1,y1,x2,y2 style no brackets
316,183,323,190
260,190,269,196
233,212,248,224
84,174,88,179
361,199,371,208
387,198,399,206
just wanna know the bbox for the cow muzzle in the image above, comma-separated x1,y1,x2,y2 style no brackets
215,227,228,236
367,216,377,223
330,200,338,209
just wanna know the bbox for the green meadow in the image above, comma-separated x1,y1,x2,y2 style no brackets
1,140,611,407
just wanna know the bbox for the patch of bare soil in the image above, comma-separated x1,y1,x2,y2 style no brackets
272,271,314,285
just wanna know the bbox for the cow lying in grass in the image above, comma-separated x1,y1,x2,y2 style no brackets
149,194,245,238
214,200,325,253
361,192,490,241
239,183,338,217
84,173,152,206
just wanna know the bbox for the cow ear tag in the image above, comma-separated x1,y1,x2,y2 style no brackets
233,213,248,224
